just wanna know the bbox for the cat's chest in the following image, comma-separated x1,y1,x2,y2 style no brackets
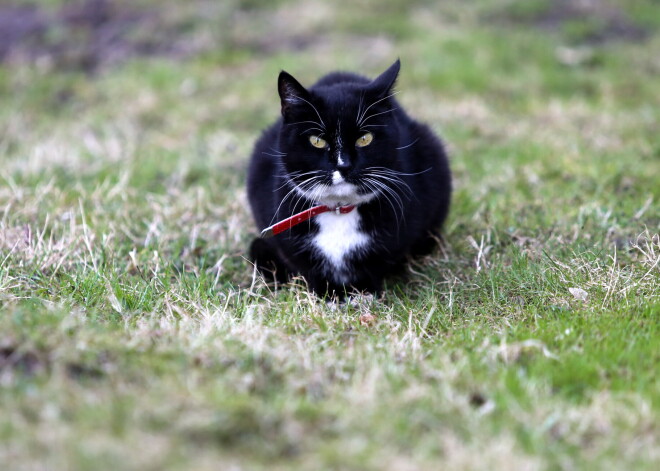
311,210,369,279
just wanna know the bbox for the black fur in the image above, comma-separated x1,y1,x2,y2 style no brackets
247,60,451,297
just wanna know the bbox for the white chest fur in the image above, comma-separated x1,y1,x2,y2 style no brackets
312,210,369,282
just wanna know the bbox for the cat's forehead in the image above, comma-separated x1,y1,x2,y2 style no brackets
311,87,371,130
314,88,362,109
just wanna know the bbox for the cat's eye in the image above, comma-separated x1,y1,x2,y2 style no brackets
356,132,374,148
309,135,327,149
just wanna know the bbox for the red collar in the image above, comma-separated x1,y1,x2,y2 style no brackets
260,204,356,238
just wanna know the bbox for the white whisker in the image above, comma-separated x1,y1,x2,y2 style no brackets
356,92,365,127
363,177,404,233
364,166,433,177
365,172,413,199
359,179,381,209
300,127,325,136
287,120,322,127
395,138,420,150
269,184,300,226
289,95,326,129
359,107,398,127
356,91,400,126
269,172,327,225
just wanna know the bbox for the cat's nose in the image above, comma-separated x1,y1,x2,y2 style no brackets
336,154,352,173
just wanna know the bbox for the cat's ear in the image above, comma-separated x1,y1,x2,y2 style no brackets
278,71,310,116
368,59,401,97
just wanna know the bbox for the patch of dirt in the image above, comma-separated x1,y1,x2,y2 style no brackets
0,345,47,376
0,0,197,72
0,342,110,382
493,0,649,44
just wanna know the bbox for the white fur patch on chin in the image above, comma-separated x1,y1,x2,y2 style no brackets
292,180,376,207
313,209,369,284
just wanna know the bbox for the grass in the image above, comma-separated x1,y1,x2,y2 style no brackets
1,0,659,469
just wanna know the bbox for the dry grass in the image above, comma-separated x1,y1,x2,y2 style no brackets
1,0,659,470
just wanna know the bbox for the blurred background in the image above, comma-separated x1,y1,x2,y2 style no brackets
2,0,659,142
3,0,658,128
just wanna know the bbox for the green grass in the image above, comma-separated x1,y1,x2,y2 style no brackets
1,1,659,470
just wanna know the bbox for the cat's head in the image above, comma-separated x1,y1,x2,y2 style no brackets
276,60,402,207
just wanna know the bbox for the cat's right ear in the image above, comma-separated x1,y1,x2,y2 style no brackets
278,71,310,116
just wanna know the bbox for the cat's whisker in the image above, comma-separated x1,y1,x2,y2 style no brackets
286,120,324,127
310,182,327,208
358,180,376,207
358,180,383,213
300,127,325,136
364,166,433,177
371,178,405,218
356,93,365,128
395,138,420,150
303,182,325,231
290,171,324,184
359,124,388,132
294,177,321,195
369,176,419,201
276,173,294,181
290,176,327,214
275,180,292,191
370,176,406,209
289,179,325,222
364,168,412,188
277,172,315,191
363,178,402,234
363,177,405,232
359,107,398,127
290,182,312,216
365,173,414,199
275,170,315,190
289,94,327,130
273,173,325,222
359,179,385,215
269,183,303,226
365,169,413,190
290,170,325,179
287,120,326,135
269,147,287,156
356,91,400,127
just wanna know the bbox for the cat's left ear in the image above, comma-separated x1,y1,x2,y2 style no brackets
278,71,311,116
368,59,401,97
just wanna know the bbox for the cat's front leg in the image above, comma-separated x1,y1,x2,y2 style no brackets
305,274,350,301
249,238,290,284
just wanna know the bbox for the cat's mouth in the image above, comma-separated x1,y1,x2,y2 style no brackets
324,181,360,205
292,173,376,207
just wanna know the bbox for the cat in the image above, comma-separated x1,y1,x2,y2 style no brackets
247,59,451,297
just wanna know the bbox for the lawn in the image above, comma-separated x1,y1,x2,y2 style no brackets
0,0,658,470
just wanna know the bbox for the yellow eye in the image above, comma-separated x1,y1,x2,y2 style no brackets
356,132,373,147
309,135,327,149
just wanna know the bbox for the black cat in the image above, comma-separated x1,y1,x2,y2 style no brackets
247,60,451,297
